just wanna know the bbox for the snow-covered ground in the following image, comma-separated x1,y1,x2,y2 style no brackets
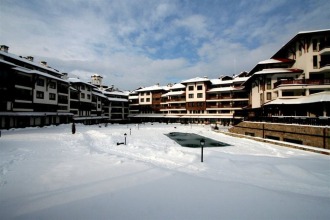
0,123,329,220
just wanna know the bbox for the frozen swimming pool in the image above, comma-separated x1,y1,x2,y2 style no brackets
165,132,230,148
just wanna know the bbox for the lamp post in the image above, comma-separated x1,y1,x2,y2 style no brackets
130,128,131,135
200,138,205,162
124,133,127,145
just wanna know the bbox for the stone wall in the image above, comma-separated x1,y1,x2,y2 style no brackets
229,121,330,149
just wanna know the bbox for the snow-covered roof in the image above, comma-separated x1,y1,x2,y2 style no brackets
136,85,169,92
103,91,129,97
254,68,303,75
129,90,138,95
91,73,103,78
258,58,295,65
161,91,185,97
207,87,244,93
108,97,129,102
233,77,250,82
298,29,330,34
210,77,249,85
129,96,139,99
13,67,69,83
210,79,233,85
0,50,63,76
170,83,185,89
265,91,330,105
0,59,18,66
68,78,96,87
92,91,108,99
181,77,210,84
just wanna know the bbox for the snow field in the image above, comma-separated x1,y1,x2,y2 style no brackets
0,123,329,219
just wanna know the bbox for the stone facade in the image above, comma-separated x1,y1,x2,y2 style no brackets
229,121,330,149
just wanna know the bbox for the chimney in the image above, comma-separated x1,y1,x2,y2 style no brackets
40,61,47,66
62,73,68,80
0,45,9,53
26,56,34,62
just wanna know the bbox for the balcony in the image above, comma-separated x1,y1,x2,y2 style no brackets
167,98,186,102
319,41,330,55
274,79,330,88
206,104,232,109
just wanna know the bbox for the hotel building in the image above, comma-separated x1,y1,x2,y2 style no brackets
129,72,249,125
243,29,330,122
0,46,128,128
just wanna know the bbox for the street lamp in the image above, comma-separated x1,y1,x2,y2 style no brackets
124,133,127,145
200,138,205,162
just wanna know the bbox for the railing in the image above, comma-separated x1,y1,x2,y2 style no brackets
168,98,186,102
206,104,232,108
274,79,330,88
320,61,330,68
319,41,330,51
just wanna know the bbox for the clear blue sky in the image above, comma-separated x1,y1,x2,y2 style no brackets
1,0,329,90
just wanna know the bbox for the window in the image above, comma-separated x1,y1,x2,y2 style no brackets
197,85,203,90
312,39,318,51
266,78,271,90
49,93,56,100
87,94,91,100
87,86,91,91
36,91,44,99
197,93,203,98
266,92,271,100
188,86,194,91
140,98,144,102
49,82,56,89
36,78,44,86
81,93,85,99
146,98,150,102
188,94,194,98
313,56,318,68
81,85,85,90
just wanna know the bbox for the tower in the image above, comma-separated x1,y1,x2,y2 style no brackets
91,74,103,86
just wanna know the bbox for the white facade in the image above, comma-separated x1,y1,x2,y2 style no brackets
246,30,330,117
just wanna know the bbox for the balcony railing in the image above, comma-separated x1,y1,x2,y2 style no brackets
168,98,186,102
206,104,232,108
274,79,330,88
319,41,330,51
320,60,330,68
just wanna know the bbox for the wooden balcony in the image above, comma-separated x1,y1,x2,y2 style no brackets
274,79,330,88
